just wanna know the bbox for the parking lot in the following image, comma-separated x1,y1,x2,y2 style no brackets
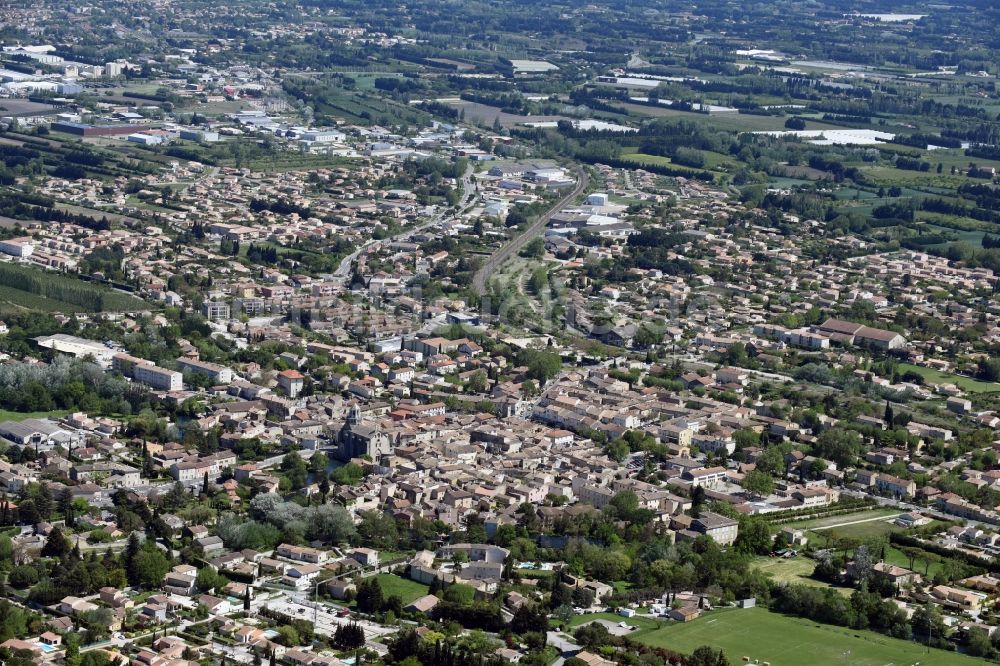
267,597,397,641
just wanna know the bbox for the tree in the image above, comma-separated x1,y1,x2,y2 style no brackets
334,623,365,649
734,516,773,555
467,371,488,394
443,583,476,605
276,625,299,647
808,458,828,480
755,446,786,477
883,400,894,427
331,462,364,486
79,608,113,643
64,632,81,666
281,450,308,489
7,565,38,589
967,626,994,658
15,498,39,526
355,578,384,614
604,438,629,462
129,545,171,588
517,349,561,384
574,622,612,650
851,544,874,584
357,511,399,550
911,603,948,649
550,581,572,610
634,324,664,349
608,490,640,520
814,427,863,468
308,451,329,474
58,487,76,527
691,485,706,517
34,485,53,520
510,604,549,635
196,567,227,593
733,428,760,449
310,503,357,544
688,645,730,666
571,586,595,608
520,237,545,258
388,629,421,663
41,525,71,558
741,469,774,499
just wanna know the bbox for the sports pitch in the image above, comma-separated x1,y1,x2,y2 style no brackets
636,607,980,666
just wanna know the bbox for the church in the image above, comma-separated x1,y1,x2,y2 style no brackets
336,404,393,461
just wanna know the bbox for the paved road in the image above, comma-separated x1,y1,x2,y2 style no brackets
472,168,589,297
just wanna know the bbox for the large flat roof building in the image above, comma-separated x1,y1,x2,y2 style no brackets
35,334,116,367
51,121,141,137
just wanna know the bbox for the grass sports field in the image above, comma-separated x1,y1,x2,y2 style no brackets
637,607,981,666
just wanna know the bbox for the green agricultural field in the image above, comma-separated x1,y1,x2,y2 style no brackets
898,363,1000,394
619,150,674,167
615,104,845,133
373,574,429,605
767,176,815,188
700,150,738,169
860,165,968,188
918,212,992,234
637,607,981,666
618,150,712,177
929,149,1000,174
55,203,141,226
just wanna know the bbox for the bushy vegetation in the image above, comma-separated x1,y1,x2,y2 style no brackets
0,357,147,416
